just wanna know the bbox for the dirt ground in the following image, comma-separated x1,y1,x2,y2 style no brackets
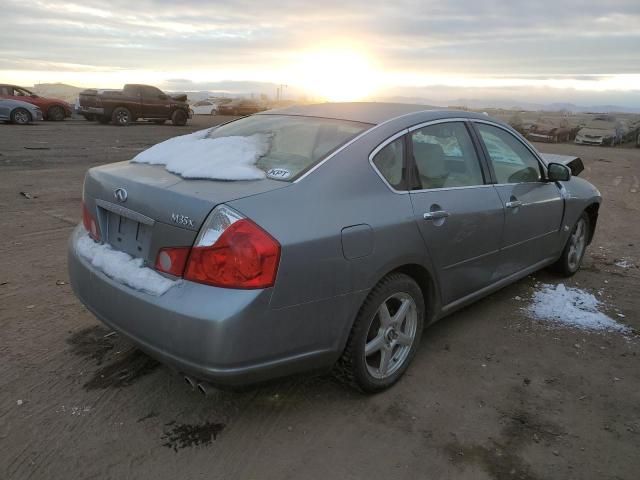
1,116,639,480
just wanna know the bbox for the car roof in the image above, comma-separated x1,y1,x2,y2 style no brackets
259,102,491,125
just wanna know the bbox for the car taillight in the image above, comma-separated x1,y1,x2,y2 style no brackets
183,205,280,289
155,247,190,276
82,202,100,241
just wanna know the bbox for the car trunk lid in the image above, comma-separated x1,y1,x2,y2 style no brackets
83,161,287,265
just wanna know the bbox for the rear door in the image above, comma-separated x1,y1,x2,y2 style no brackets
403,120,505,305
472,121,564,278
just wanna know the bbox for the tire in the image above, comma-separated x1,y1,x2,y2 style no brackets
11,108,32,125
171,109,188,126
47,105,65,121
111,107,132,126
551,212,590,277
97,115,110,124
336,273,424,393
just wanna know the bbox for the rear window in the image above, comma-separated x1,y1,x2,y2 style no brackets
207,114,371,180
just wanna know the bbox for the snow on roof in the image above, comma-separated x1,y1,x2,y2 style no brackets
527,283,629,333
76,233,176,296
131,128,271,181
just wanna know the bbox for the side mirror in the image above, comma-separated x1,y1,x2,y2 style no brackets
547,162,571,182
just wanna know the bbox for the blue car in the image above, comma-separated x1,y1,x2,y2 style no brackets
0,98,43,124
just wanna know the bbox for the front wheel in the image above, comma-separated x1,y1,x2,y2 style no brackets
551,212,590,277
47,105,65,121
11,108,32,125
336,273,424,393
171,109,188,126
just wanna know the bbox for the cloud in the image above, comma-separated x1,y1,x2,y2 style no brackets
1,0,639,105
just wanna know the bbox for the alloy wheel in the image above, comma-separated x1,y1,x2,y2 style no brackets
567,218,587,271
364,292,418,379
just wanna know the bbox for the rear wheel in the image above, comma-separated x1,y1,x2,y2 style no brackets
11,108,32,125
47,105,65,121
171,109,188,126
551,212,590,276
112,107,132,126
336,273,424,393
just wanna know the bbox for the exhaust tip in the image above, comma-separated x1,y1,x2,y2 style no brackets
197,383,208,396
184,376,196,389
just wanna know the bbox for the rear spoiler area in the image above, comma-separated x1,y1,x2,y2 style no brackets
539,153,584,176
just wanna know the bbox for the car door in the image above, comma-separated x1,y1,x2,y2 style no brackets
472,121,564,278
140,86,169,118
403,120,505,305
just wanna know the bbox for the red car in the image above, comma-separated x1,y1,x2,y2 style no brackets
0,84,72,121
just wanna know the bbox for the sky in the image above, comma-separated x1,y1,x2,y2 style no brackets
2,0,640,106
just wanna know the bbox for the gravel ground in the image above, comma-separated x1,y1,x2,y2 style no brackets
1,116,639,480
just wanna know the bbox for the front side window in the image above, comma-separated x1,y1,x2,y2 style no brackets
476,123,542,183
411,122,484,189
207,115,371,180
372,137,405,189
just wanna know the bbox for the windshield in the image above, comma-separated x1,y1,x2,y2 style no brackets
207,114,372,180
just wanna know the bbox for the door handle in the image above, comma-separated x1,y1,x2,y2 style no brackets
505,200,523,209
423,210,450,220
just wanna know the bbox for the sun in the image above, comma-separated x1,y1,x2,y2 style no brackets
290,49,379,102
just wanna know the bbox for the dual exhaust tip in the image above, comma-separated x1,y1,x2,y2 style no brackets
184,375,209,396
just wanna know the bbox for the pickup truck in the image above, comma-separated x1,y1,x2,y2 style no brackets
78,84,191,126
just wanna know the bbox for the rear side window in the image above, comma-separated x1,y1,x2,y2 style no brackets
207,115,371,180
476,123,542,183
372,138,405,189
411,122,484,189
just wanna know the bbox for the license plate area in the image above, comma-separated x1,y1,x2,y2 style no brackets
105,212,152,258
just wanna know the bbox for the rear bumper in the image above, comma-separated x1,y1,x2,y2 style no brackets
67,227,354,386
80,106,105,115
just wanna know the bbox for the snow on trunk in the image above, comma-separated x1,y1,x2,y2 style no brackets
131,129,271,181
527,283,629,333
76,234,175,296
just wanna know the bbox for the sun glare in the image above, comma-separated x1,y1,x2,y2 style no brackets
291,50,379,102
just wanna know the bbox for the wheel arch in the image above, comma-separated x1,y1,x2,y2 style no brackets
585,202,599,244
340,262,440,353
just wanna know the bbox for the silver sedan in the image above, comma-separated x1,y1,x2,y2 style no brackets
68,103,601,393
0,98,43,124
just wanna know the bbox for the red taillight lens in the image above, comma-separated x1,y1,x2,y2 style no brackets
184,218,280,289
82,202,100,241
155,247,190,277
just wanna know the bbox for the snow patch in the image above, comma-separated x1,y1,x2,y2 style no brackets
76,233,175,296
131,129,271,180
614,259,635,269
527,283,629,333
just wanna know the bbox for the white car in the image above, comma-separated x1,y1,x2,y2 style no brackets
191,100,218,115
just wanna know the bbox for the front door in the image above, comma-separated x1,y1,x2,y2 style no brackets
473,122,564,278
407,121,505,305
140,86,170,118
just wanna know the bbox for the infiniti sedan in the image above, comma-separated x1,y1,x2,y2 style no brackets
68,103,601,392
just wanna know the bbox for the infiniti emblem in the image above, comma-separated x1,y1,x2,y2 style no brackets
114,188,128,203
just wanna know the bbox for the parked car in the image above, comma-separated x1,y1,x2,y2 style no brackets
191,100,219,115
68,104,601,393
0,98,43,124
575,116,623,146
527,119,578,143
217,98,267,116
78,84,191,126
0,84,71,121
